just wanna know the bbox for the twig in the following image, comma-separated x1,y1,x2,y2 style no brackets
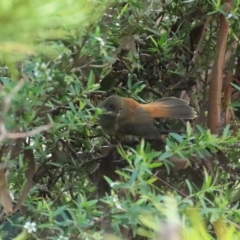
157,175,189,199
118,55,163,98
0,124,52,142
33,94,54,121
1,79,25,123
59,139,80,161
0,78,52,142
166,78,187,91
40,106,71,114
190,17,211,65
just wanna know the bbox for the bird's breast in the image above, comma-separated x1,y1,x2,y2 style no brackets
98,114,119,135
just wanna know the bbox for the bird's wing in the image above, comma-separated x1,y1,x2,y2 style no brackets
117,107,160,139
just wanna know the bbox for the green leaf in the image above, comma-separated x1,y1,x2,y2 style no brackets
223,124,230,138
170,133,184,143
87,71,94,90
186,121,192,137
159,151,173,160
150,36,158,48
231,82,240,91
52,206,67,217
148,162,163,169
146,177,158,184
129,169,138,184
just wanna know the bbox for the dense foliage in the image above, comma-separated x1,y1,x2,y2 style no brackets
0,0,240,239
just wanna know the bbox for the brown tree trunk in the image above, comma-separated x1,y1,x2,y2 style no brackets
207,0,233,134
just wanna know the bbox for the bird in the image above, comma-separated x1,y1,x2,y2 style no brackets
98,95,197,139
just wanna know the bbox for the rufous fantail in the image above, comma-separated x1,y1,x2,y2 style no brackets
98,95,196,139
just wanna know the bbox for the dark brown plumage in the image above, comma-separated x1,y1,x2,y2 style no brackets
98,95,196,139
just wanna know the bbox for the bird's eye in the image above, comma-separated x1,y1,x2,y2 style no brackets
108,104,115,111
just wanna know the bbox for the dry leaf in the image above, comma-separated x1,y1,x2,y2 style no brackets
169,156,190,171
13,148,36,212
0,165,13,213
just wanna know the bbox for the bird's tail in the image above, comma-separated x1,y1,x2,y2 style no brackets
142,97,197,119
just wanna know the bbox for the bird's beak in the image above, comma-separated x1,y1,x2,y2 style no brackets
100,108,115,116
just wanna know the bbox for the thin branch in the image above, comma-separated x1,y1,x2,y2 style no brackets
118,55,163,98
0,124,52,142
0,78,52,142
191,17,211,64
1,79,25,123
